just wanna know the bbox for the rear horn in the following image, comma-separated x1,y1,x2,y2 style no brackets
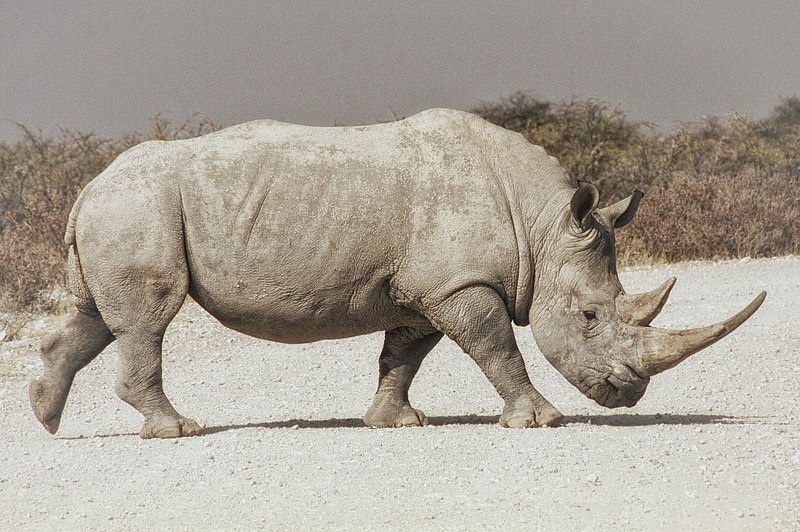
617,277,676,326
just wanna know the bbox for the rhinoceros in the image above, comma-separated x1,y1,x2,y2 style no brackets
30,109,765,438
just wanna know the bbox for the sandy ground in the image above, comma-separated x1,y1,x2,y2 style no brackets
1,257,798,530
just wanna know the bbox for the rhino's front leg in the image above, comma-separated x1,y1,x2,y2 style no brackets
427,286,563,428
363,326,443,428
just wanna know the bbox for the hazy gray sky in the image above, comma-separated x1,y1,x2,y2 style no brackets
2,1,798,141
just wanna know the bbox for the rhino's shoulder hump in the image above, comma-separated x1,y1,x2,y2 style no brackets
402,108,491,135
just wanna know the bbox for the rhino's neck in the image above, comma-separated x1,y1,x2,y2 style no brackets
491,139,575,327
497,182,535,327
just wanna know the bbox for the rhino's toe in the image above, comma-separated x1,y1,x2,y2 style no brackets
500,397,563,428
394,407,428,427
364,402,428,428
140,416,203,439
537,407,564,427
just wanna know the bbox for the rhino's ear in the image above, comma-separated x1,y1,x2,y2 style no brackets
570,182,600,227
598,190,644,229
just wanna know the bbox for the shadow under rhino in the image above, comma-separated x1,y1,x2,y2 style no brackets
56,413,770,440
200,413,763,434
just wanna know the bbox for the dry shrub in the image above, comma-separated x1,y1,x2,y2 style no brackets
618,173,800,265
665,115,796,180
0,190,72,307
471,91,552,133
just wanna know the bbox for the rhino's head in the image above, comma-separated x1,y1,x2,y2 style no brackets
530,183,765,408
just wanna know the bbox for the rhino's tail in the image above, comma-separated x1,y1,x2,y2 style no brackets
66,246,93,303
64,188,94,303
64,186,87,247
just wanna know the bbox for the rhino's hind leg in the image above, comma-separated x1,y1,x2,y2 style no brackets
113,333,202,439
105,275,202,439
113,332,202,438
426,286,563,428
30,302,114,434
363,326,443,428
82,249,200,438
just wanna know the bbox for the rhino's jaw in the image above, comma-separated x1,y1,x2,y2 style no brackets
575,364,650,408
533,327,652,409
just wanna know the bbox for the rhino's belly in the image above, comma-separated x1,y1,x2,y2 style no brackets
188,278,426,344
213,311,420,343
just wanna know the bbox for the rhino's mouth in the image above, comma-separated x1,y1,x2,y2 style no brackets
578,364,650,408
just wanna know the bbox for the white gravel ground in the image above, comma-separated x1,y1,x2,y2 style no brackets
1,257,798,530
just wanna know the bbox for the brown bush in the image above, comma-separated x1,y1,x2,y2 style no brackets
473,93,800,266
521,98,651,200
618,173,800,265
471,91,552,133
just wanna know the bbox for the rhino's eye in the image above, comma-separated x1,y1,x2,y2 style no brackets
582,310,597,321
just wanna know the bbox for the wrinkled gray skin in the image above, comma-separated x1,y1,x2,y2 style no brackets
29,109,765,438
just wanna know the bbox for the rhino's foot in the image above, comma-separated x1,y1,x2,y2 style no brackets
363,400,429,428
29,377,70,435
140,415,203,439
500,396,563,428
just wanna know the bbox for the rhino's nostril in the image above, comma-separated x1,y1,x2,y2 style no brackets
597,373,647,408
578,369,647,408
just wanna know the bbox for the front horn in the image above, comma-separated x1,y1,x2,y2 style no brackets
617,277,676,326
635,291,766,377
